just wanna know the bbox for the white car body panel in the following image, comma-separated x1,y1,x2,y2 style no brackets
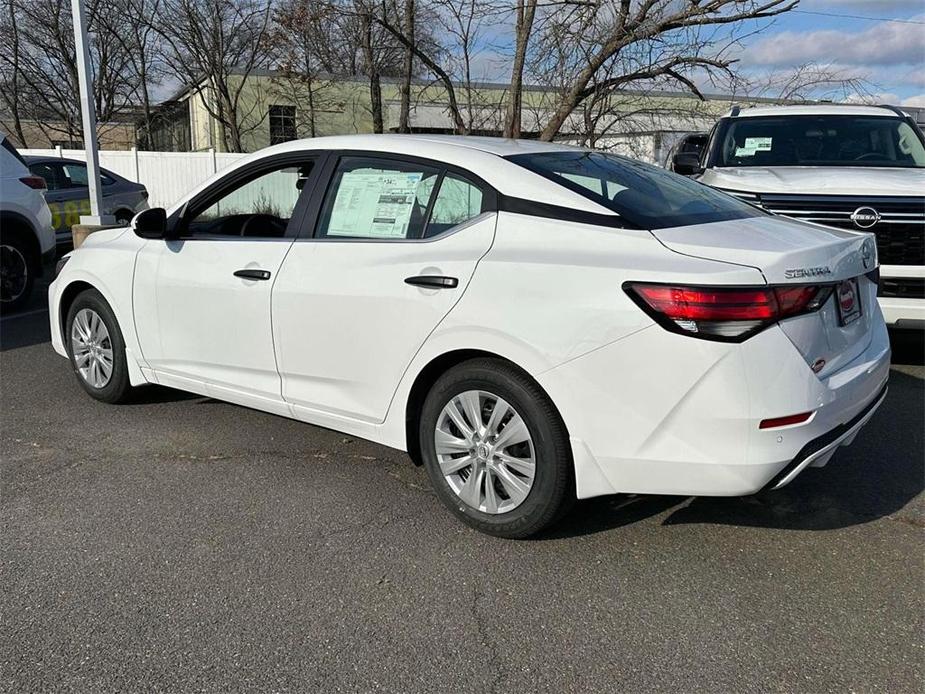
0,139,55,256
132,237,295,415
700,166,925,198
273,213,497,424
49,134,890,505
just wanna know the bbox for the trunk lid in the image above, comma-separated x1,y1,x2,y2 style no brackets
651,215,878,377
649,215,874,285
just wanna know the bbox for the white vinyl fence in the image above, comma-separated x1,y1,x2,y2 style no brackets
21,147,248,209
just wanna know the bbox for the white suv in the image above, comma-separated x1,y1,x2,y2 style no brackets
1,133,56,312
677,105,925,329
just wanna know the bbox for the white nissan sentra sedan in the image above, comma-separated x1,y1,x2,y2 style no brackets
49,135,890,538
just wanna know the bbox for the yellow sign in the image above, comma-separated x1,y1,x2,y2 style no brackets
50,199,92,231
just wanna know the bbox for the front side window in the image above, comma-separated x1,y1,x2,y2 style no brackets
184,159,315,238
269,105,297,145
714,115,925,168
509,150,761,229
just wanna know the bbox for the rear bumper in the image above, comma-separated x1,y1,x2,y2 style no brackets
539,310,891,499
761,383,887,491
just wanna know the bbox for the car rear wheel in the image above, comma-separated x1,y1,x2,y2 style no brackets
0,231,36,313
419,358,574,538
65,289,133,403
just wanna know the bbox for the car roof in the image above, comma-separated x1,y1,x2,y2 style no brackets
171,134,611,217
24,155,89,165
724,104,906,119
268,133,584,157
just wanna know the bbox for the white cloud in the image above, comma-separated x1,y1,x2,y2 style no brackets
902,94,925,106
744,15,925,67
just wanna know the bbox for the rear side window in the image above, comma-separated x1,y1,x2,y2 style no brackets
318,157,440,239
509,150,762,229
424,174,484,237
62,163,89,187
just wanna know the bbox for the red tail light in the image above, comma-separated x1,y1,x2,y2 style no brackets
759,411,813,429
625,282,833,341
19,175,47,190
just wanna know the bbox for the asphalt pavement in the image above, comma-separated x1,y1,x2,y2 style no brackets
2,280,923,693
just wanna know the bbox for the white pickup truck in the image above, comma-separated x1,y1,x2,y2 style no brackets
673,104,925,329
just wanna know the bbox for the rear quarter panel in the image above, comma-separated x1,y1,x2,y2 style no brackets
377,213,766,448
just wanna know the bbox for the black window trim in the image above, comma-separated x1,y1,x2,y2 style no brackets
299,150,498,243
167,150,326,241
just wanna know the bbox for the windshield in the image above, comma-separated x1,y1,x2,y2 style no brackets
713,115,925,168
508,150,763,229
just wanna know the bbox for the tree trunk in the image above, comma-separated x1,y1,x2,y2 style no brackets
398,0,414,133
361,12,383,133
503,0,536,139
4,0,28,146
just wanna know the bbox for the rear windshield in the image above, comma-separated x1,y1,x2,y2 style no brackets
508,150,762,229
713,115,925,168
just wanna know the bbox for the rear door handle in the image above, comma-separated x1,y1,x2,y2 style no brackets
234,269,271,281
405,275,459,289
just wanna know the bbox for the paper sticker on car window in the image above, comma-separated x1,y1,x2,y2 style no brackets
327,171,423,238
744,137,772,151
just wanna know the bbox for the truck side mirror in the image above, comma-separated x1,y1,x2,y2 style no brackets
132,208,167,239
672,152,703,176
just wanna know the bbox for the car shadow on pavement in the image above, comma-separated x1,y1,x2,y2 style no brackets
545,366,923,539
123,384,202,405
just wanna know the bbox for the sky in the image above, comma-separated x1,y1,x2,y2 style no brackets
734,0,925,105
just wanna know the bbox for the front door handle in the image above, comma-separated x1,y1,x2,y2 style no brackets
234,269,271,281
405,275,459,289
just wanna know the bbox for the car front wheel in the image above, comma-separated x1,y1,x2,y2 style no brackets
419,358,574,538
65,288,134,403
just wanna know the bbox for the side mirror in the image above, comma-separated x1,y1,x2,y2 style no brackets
672,152,703,176
132,207,167,239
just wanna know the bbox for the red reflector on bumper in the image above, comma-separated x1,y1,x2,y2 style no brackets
759,412,813,429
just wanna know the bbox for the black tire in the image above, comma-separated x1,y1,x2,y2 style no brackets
65,288,134,403
0,229,36,313
419,358,574,539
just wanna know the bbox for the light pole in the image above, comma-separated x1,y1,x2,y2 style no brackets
70,0,114,226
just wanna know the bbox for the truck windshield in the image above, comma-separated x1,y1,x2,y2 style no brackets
714,115,925,168
508,150,762,229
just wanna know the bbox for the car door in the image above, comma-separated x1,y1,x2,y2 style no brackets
133,153,321,413
272,153,497,424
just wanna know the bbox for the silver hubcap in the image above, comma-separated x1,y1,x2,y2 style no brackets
71,308,114,389
435,390,536,514
0,244,28,303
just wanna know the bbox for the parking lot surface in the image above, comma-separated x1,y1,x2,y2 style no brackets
2,281,923,693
